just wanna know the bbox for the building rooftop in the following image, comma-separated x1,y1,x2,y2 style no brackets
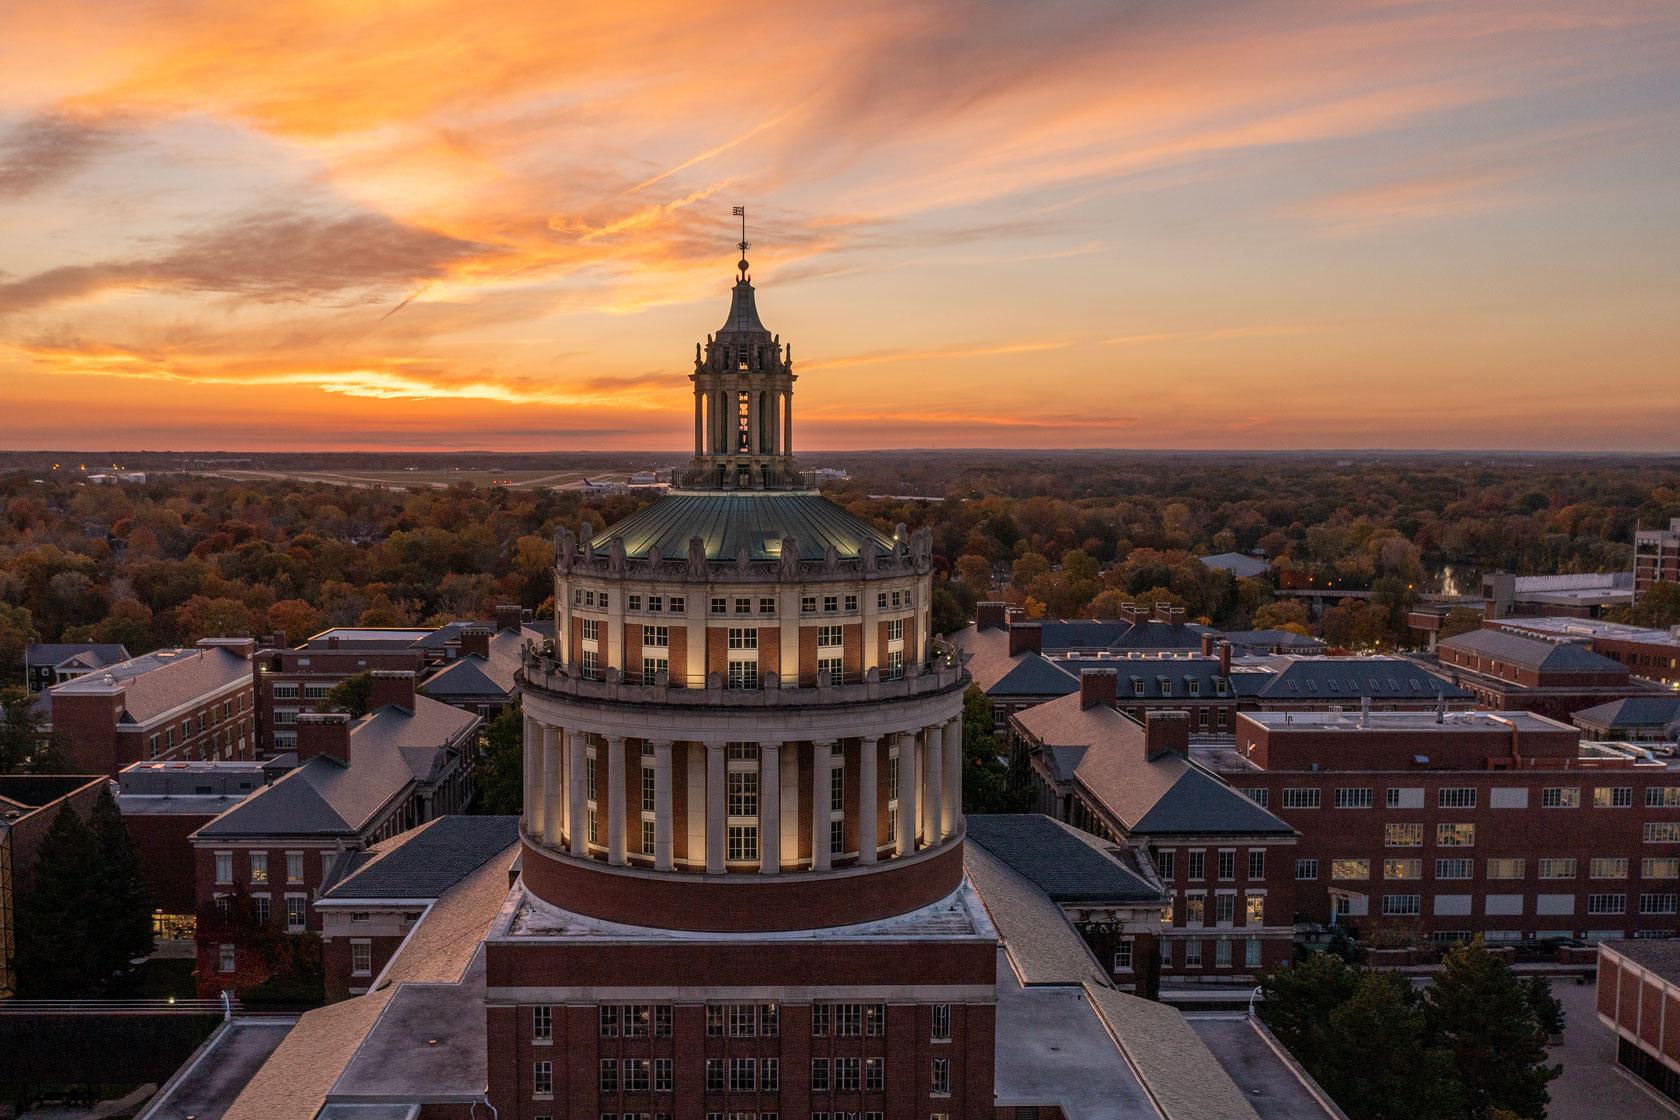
1492,616,1680,647
1573,696,1680,731
24,642,130,670
1439,628,1630,674
420,629,522,699
1601,939,1680,987
115,759,268,815
50,644,251,725
1238,709,1573,734
301,627,436,649
966,814,1163,905
1242,656,1471,701
587,490,896,562
196,696,477,839
320,815,519,901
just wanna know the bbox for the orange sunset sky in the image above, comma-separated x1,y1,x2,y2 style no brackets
1,1,1677,452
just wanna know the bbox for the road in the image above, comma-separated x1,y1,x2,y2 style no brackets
1550,976,1676,1120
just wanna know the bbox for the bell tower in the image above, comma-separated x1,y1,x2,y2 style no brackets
687,207,800,489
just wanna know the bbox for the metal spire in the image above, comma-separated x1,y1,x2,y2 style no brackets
732,205,749,278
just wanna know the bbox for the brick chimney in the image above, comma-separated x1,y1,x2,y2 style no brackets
1080,668,1118,709
1218,639,1232,678
296,712,352,766
369,670,416,713
495,604,524,634
1144,710,1190,760
1007,621,1043,656
1200,632,1217,657
975,602,1009,631
459,626,492,659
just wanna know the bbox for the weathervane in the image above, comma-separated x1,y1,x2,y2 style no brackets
733,205,749,278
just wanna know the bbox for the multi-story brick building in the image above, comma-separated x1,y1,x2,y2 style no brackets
1432,626,1670,722
1010,674,1298,981
1597,939,1680,1105
1214,708,1680,945
1484,615,1680,685
1636,517,1680,597
1573,697,1680,742
48,638,257,776
190,671,478,995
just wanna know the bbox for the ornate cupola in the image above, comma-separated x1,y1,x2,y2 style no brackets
687,209,800,489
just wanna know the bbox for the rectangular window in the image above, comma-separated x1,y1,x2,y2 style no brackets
624,1003,651,1037
533,1005,552,1041
1542,787,1580,808
214,851,233,885
712,597,727,615
1436,823,1475,847
727,661,759,689
350,941,370,975
250,851,269,884
654,1057,673,1092
1587,893,1626,915
802,595,818,613
1216,893,1235,925
582,618,600,642
1241,788,1269,807
624,1058,651,1093
1296,858,1319,880
1644,858,1680,879
1487,858,1526,879
1381,894,1422,917
887,618,904,642
1434,858,1472,880
1282,788,1320,809
1156,850,1175,879
285,895,306,932
834,1004,862,1036
1217,851,1235,880
1247,849,1266,880
728,627,758,650
599,1059,619,1093
1594,786,1634,808
1114,941,1134,971
1438,788,1477,809
1385,859,1424,880
761,1057,779,1091
1385,823,1424,847
1335,787,1373,809
817,624,843,647
286,851,304,884
1647,823,1680,843
706,1058,725,1092
810,1059,829,1093
644,625,668,648
602,1005,621,1037
931,1059,950,1096
1650,787,1680,808
1188,850,1205,880
864,1057,884,1091
824,595,839,613
668,596,683,613
759,597,775,614
729,1057,756,1091
817,655,845,683
1185,894,1206,926
834,1057,860,1091
845,594,858,611
932,1003,951,1040
1331,859,1370,880
1245,894,1265,925
735,597,751,615
1641,893,1679,915
728,1003,758,1038
1539,858,1577,879
1591,857,1630,879
534,1061,553,1096
812,1003,830,1037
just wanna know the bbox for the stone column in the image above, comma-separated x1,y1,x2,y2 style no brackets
541,726,562,848
759,743,781,875
706,742,726,874
943,715,962,839
895,731,917,857
522,716,541,835
858,736,879,864
653,741,674,871
811,741,834,871
782,389,793,455
568,730,587,857
924,722,943,848
748,390,760,456
606,736,627,866
694,390,704,457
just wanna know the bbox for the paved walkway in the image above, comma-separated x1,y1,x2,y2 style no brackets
1549,977,1676,1120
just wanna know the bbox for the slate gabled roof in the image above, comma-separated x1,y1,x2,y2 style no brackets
1573,696,1680,731
320,816,518,901
25,642,130,670
51,646,252,725
196,696,476,839
1106,621,1211,652
990,654,1078,698
1440,629,1628,674
1249,657,1470,700
966,814,1163,903
1060,657,1235,700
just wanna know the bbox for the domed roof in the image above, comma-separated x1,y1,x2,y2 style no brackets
591,490,896,562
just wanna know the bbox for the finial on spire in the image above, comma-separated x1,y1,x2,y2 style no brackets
732,205,749,278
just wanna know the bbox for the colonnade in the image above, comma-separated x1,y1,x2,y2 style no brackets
693,387,792,459
521,716,962,876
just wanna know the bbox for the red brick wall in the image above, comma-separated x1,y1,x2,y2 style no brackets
669,626,688,683
323,930,407,1001
1237,720,1578,772
799,626,818,685
760,627,781,681
126,810,218,914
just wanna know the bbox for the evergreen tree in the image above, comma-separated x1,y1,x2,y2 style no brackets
960,685,1028,813
1258,952,1359,1073
1523,974,1566,1038
1315,970,1463,1120
89,786,156,975
0,687,71,774
473,701,524,815
12,805,104,996
1426,941,1559,1119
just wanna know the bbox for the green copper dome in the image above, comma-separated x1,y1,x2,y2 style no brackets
590,490,896,562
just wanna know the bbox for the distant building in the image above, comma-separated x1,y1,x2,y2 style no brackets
315,814,518,1000
1485,616,1680,685
48,638,257,776
1635,517,1680,597
1572,697,1680,743
1218,709,1680,944
0,774,109,996
1433,627,1671,722
418,623,524,718
1482,571,1635,619
189,672,478,995
23,642,130,694
1199,552,1270,580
